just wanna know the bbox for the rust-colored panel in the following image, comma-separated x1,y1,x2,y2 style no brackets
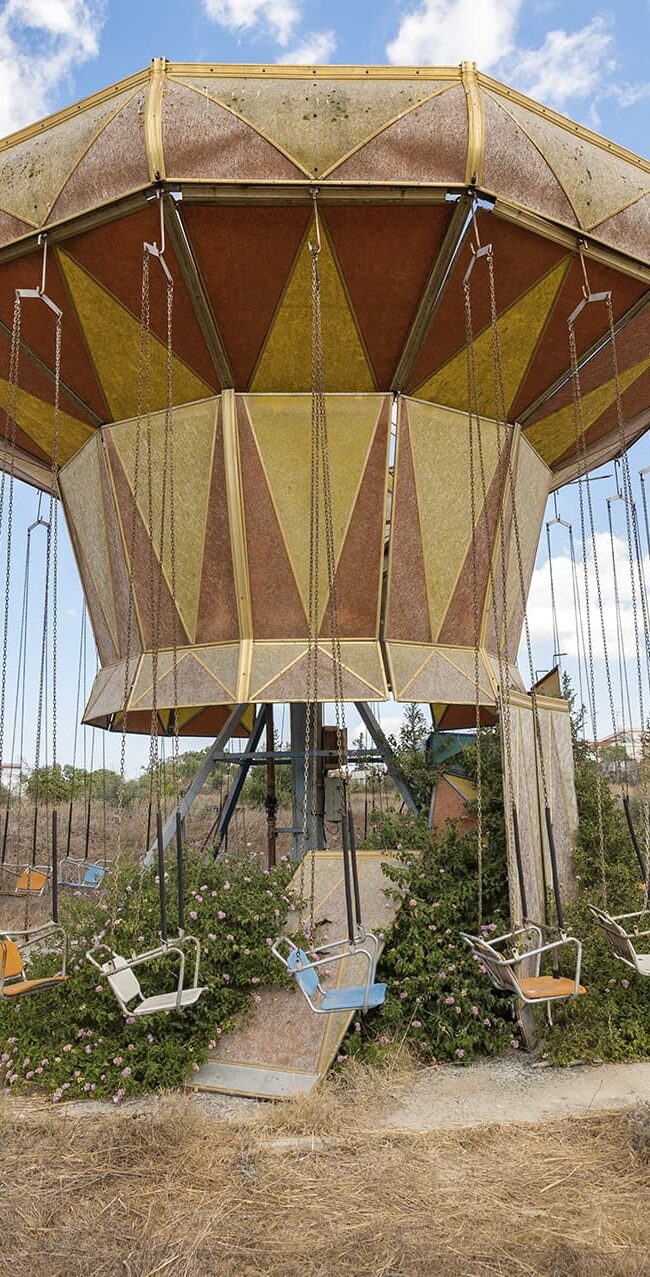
97,439,139,659
385,406,432,644
238,400,307,639
482,93,577,226
0,331,86,457
61,207,219,392
431,776,476,831
0,209,32,248
511,259,648,422
162,80,302,181
324,205,449,387
196,404,239,644
330,84,467,183
594,193,650,264
0,251,107,421
322,399,389,639
436,703,496,729
48,91,148,225
106,434,189,651
438,440,509,647
407,212,566,395
184,205,310,389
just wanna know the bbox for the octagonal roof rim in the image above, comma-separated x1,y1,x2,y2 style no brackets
0,57,649,182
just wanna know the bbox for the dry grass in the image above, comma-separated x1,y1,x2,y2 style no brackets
0,1094,648,1277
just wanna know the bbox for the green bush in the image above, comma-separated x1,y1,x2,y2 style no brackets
0,849,293,1103
547,755,650,1064
347,737,520,1066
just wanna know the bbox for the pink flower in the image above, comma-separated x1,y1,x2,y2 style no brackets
483,1018,492,1028
622,979,630,989
122,1067,132,1078
409,899,418,908
218,911,226,920
227,934,234,942
510,1038,520,1050
445,996,455,1006
192,1062,200,1072
222,973,230,982
411,1020,422,1029
251,977,260,985
253,994,261,1004
189,910,198,921
113,1056,123,1066
455,1049,465,1059
470,1006,479,1017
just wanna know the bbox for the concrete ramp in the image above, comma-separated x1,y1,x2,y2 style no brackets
193,849,400,1098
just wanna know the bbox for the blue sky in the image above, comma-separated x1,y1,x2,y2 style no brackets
0,0,649,778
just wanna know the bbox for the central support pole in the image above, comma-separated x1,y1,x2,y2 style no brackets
290,703,325,861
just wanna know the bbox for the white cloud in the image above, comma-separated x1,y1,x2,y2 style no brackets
0,0,105,136
277,28,336,64
202,0,301,46
526,531,650,728
385,1,634,117
513,16,617,111
386,0,520,68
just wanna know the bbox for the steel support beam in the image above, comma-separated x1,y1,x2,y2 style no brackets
290,703,325,860
214,706,266,850
144,703,249,865
163,198,234,388
354,702,419,815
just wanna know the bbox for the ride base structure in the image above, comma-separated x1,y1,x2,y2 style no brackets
1,59,649,1072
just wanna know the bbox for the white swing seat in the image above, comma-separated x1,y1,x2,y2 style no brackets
273,938,386,1015
589,905,650,977
60,858,106,889
87,941,204,1018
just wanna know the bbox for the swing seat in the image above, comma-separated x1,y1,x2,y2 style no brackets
82,865,105,887
60,859,105,888
460,929,585,1006
0,934,67,998
274,939,386,1015
87,942,204,1018
589,905,650,976
15,867,49,895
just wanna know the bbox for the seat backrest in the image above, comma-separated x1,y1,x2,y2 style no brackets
287,947,320,999
0,940,24,980
102,953,142,1005
589,906,638,966
83,866,105,887
17,868,48,893
463,934,521,996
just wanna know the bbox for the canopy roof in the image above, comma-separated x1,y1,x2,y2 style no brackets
1,59,649,490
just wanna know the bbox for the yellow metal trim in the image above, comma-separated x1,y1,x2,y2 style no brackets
0,69,149,155
461,61,484,185
222,390,253,701
145,57,167,182
477,70,650,178
167,63,462,81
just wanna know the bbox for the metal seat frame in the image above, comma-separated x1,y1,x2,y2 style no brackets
272,929,382,1014
86,936,203,1018
460,924,584,1024
0,922,68,996
588,905,650,976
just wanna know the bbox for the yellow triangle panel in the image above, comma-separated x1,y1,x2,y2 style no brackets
247,394,381,623
525,355,650,465
415,259,569,416
494,93,650,230
110,399,217,642
0,378,93,464
180,76,445,177
251,221,374,394
58,250,212,422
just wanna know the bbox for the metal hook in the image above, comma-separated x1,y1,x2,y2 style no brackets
144,187,173,285
309,186,321,256
15,232,62,318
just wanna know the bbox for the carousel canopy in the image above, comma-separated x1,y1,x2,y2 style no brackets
0,58,649,492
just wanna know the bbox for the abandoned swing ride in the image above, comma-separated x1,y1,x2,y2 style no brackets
0,59,648,1092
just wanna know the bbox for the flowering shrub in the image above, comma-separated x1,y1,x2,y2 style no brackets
0,848,293,1102
344,794,520,1065
548,755,650,1064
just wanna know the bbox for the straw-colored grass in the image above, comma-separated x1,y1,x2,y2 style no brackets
0,1094,648,1277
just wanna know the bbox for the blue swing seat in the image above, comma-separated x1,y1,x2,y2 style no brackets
287,946,387,1014
82,865,106,887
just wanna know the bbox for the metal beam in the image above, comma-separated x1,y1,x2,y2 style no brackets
144,703,249,865
214,706,266,849
390,194,472,391
354,702,418,815
163,198,234,389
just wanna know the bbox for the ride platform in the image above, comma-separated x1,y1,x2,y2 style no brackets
192,848,401,1099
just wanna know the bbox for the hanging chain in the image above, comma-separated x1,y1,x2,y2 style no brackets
0,294,21,790
165,275,181,797
464,279,484,930
569,320,610,906
50,314,61,778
